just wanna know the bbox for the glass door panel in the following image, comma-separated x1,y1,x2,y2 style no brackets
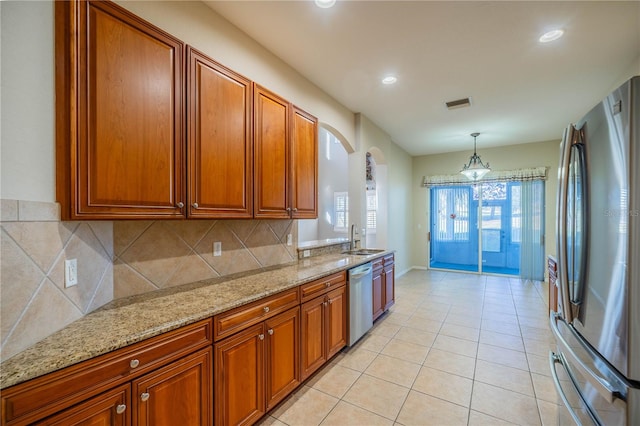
430,186,479,272
479,182,520,275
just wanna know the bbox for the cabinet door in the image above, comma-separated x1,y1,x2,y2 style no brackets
38,384,131,426
187,47,253,218
215,324,265,426
57,0,185,219
265,307,300,410
134,347,212,426
290,107,318,219
325,285,347,359
372,268,384,321
254,85,290,218
383,264,395,311
300,296,326,381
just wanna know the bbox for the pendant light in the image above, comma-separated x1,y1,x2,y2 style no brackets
460,132,491,181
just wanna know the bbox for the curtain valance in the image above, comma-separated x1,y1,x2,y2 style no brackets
422,166,548,187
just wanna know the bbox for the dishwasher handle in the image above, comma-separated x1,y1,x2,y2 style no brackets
350,267,372,279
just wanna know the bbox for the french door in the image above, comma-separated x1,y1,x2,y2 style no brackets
430,182,528,275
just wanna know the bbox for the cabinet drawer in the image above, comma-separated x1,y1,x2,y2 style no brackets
383,254,394,266
300,271,346,303
214,288,299,341
2,319,212,426
372,258,384,271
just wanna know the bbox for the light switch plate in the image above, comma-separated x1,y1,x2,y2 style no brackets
65,259,78,287
213,242,222,257
287,234,293,246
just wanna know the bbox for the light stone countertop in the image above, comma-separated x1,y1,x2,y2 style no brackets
0,250,392,390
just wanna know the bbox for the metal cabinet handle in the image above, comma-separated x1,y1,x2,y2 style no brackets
116,404,127,414
192,203,198,209
328,298,333,304
263,306,270,313
286,207,291,213
293,208,298,212
140,392,150,402
323,301,327,307
177,202,184,208
130,359,140,369
268,329,274,335
325,282,330,288
258,334,265,340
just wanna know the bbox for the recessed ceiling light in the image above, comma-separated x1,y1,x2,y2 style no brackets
314,0,336,8
382,76,397,85
539,29,564,43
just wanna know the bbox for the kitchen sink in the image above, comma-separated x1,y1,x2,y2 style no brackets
343,248,385,256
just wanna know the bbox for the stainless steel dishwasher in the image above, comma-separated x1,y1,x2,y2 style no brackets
348,262,373,346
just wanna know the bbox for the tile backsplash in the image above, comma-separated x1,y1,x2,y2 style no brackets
1,200,113,361
113,218,297,298
0,199,298,361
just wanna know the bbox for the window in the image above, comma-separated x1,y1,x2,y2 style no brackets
333,192,349,232
366,190,377,233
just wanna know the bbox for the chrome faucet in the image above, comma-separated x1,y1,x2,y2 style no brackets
350,224,357,250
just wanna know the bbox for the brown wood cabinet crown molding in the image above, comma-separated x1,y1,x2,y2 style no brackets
56,0,318,221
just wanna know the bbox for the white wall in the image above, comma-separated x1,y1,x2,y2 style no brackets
411,139,561,270
351,114,413,276
0,0,356,203
1,1,55,201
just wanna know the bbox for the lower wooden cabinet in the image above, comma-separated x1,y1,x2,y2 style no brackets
214,307,300,426
38,384,131,426
373,254,395,322
133,347,212,426
300,285,347,381
372,259,385,321
383,254,395,311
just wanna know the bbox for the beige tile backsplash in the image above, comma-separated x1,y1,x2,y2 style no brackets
1,199,298,361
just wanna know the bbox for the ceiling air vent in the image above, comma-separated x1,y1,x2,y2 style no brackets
445,97,472,110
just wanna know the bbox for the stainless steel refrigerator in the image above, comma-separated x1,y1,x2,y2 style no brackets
551,76,640,425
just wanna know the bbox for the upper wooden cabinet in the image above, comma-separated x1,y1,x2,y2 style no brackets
254,85,318,219
254,86,291,218
291,107,319,219
56,0,185,220
186,47,253,218
56,1,318,220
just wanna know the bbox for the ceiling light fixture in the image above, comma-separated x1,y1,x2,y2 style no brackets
460,132,491,181
539,29,564,43
382,76,397,85
314,0,336,9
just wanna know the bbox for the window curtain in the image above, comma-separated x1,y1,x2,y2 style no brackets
422,166,547,187
423,166,547,281
519,180,545,280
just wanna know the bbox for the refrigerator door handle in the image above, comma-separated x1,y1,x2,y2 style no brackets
556,125,577,323
550,312,619,404
549,351,600,426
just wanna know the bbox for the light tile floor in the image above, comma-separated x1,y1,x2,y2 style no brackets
258,269,561,426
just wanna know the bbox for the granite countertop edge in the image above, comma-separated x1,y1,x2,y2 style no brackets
0,250,394,389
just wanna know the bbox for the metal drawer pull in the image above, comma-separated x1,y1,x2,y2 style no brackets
192,203,199,209
263,306,270,313
141,392,150,402
177,202,184,208
325,282,331,287
258,334,265,340
130,359,140,369
116,404,127,414
293,208,298,212
268,329,274,335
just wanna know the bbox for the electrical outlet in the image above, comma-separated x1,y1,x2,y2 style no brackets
287,233,293,246
65,259,78,287
213,241,222,257
303,250,310,258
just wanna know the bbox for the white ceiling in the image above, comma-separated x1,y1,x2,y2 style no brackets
204,1,640,156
